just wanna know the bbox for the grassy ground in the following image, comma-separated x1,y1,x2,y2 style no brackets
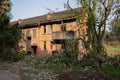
104,41,120,56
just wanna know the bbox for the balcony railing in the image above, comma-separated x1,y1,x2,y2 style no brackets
52,31,75,40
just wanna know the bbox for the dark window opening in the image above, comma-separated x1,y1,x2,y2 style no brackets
44,41,46,50
27,36,31,40
62,44,64,49
27,51,32,55
51,44,52,49
44,25,46,33
31,45,37,55
67,31,75,38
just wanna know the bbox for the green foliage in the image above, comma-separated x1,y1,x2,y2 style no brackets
70,65,83,74
0,13,10,32
47,39,79,66
1,48,24,62
107,47,120,52
41,62,65,73
0,0,23,61
66,0,120,55
102,55,120,79
107,18,120,41
0,0,11,15
79,53,106,70
0,23,23,61
102,66,120,79
18,55,120,78
53,0,119,70
61,39,79,65
104,55,120,68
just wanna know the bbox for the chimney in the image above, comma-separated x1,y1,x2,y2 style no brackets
18,19,22,24
47,12,52,20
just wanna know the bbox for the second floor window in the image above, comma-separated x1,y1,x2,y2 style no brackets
26,30,30,36
33,29,36,39
61,24,66,31
49,24,52,33
44,25,46,33
26,30,31,40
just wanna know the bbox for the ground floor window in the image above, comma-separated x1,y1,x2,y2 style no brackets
44,41,46,50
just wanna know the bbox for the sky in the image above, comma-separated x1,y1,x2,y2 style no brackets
10,0,77,21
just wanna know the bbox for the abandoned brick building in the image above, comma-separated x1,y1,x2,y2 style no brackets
11,9,87,55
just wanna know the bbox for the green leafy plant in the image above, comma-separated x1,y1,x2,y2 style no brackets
103,66,120,79
0,0,23,61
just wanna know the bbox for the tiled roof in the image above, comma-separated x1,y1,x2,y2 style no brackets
11,8,80,27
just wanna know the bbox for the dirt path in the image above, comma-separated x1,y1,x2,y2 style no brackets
0,70,21,80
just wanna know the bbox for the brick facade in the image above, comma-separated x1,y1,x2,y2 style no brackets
12,8,87,55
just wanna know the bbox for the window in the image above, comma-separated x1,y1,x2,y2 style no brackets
27,37,31,40
51,44,53,49
27,51,32,55
68,31,75,39
44,25,46,33
26,30,30,36
49,24,52,33
61,24,66,31
26,30,31,40
62,44,65,49
33,29,36,39
44,41,46,50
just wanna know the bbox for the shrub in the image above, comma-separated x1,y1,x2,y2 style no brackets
1,47,24,62
102,66,120,78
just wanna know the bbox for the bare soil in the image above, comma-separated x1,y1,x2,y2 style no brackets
0,70,21,80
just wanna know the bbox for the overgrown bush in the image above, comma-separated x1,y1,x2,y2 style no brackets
1,47,24,62
101,55,120,79
47,39,79,67
0,0,23,61
103,55,120,67
79,51,120,76
0,26,24,61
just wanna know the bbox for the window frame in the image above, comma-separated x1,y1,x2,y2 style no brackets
33,29,36,39
49,24,53,33
61,24,66,31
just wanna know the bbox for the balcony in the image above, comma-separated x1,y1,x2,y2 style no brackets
52,31,75,40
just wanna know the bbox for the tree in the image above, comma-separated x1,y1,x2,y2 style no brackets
66,0,120,55
0,0,23,61
107,0,120,41
0,0,11,57
0,0,11,15
109,18,120,41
